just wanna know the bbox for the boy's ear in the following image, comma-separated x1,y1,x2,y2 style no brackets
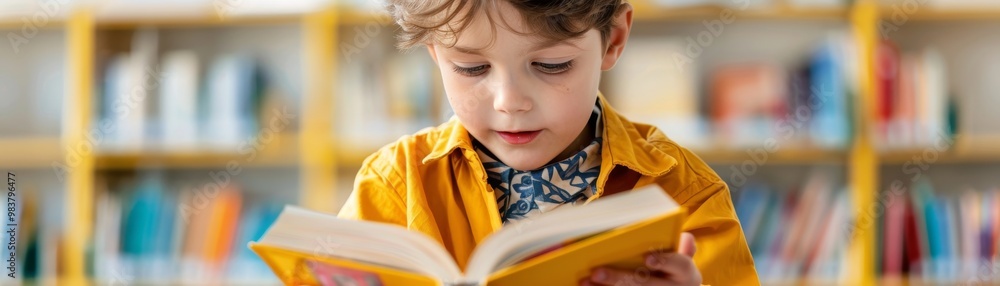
601,3,633,71
426,44,439,64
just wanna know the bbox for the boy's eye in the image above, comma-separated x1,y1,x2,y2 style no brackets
452,64,490,77
532,60,573,74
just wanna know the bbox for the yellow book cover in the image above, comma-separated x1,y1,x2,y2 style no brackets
249,185,685,286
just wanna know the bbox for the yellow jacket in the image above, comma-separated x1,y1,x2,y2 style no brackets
338,95,760,285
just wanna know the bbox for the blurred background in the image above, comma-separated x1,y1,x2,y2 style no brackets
1,0,999,284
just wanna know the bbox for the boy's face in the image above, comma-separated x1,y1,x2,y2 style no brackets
427,2,628,171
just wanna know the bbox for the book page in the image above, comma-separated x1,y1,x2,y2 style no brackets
462,186,679,281
256,207,463,281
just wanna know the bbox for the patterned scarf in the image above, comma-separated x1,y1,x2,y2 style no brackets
476,103,603,224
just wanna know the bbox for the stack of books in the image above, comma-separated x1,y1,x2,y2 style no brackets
732,173,853,283
873,41,956,151
91,172,286,284
97,28,288,152
878,179,1000,284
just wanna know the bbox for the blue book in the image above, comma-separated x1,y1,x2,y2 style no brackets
913,180,942,279
809,37,850,149
121,173,170,279
734,183,771,250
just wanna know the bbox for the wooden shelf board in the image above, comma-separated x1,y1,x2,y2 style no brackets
0,20,66,29
0,7,70,29
337,8,391,26
91,2,315,28
879,8,1000,21
630,0,848,21
879,149,1000,164
94,134,300,169
95,150,297,169
94,14,304,28
333,143,379,167
695,147,847,165
880,134,1000,164
0,137,64,169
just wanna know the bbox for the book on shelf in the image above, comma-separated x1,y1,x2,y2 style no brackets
706,32,854,150
90,172,283,284
334,43,438,151
159,50,201,150
204,54,266,150
710,63,789,148
249,185,686,286
5,186,66,283
608,37,706,147
808,34,853,149
874,41,955,151
96,28,284,153
100,28,159,150
731,172,852,283
0,184,38,281
879,179,1000,284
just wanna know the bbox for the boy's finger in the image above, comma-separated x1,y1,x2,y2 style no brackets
588,267,630,285
645,253,698,281
679,232,696,257
588,267,671,286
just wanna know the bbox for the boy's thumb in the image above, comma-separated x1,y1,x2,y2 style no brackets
679,232,696,257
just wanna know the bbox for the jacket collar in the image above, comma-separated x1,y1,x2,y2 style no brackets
422,92,678,180
594,93,677,178
422,115,475,165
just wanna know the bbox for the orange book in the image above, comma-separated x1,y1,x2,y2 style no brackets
204,185,243,265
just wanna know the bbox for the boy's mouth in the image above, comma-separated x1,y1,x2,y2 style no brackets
496,130,541,145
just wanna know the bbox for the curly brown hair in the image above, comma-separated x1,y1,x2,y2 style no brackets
384,0,629,50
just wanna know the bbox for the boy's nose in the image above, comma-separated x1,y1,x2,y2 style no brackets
492,79,533,114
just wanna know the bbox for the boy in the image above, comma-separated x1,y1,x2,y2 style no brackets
338,0,759,285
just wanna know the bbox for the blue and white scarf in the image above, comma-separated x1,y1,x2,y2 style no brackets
476,103,604,224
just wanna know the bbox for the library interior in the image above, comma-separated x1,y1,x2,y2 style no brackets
1,0,999,284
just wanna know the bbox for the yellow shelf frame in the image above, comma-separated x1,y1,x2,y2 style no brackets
65,8,95,285
301,7,338,213
849,1,880,285
53,6,341,284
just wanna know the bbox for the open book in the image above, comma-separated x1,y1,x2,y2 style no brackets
248,185,686,286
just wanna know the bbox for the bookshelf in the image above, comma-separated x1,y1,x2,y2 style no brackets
38,3,328,284
0,0,994,284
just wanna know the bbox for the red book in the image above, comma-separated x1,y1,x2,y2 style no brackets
875,41,900,142
883,190,906,276
903,194,922,274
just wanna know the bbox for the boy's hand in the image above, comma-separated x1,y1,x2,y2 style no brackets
580,232,702,286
